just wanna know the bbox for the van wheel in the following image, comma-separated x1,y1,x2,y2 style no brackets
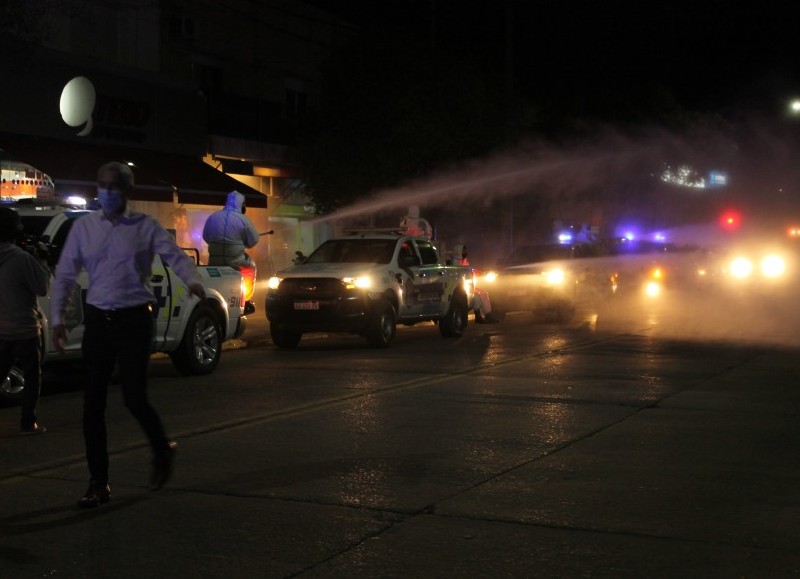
0,366,24,406
170,305,222,375
365,299,396,348
270,324,302,348
440,296,468,337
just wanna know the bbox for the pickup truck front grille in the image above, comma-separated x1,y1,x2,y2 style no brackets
266,276,369,332
279,277,346,298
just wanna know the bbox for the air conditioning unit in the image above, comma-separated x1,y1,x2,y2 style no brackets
168,15,194,40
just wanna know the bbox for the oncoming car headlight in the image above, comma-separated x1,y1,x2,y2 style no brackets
729,257,753,279
483,271,498,283
542,268,565,285
343,275,372,289
644,281,661,297
760,254,785,278
267,276,282,290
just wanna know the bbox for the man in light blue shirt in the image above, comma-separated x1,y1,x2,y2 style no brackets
51,161,205,508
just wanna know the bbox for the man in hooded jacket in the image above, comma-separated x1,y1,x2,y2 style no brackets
202,190,260,268
0,206,49,433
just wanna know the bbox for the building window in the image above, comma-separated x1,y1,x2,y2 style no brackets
285,88,307,117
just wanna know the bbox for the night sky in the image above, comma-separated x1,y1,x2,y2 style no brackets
300,0,800,252
312,0,800,118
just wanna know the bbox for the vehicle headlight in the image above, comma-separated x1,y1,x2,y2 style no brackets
729,257,753,278
543,268,565,285
760,254,785,278
483,271,498,283
343,275,372,289
644,281,661,297
267,276,282,290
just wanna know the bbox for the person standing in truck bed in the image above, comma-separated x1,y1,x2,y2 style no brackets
203,190,260,268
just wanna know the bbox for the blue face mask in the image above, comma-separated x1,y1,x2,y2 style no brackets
97,188,124,214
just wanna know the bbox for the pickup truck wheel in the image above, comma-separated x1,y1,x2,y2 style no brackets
170,305,222,375
270,324,302,348
0,366,24,406
440,296,468,337
365,299,396,348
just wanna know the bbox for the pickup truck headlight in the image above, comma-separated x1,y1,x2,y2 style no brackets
342,275,372,289
267,276,282,290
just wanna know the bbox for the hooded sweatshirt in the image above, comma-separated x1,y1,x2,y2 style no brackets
0,243,49,339
202,191,260,267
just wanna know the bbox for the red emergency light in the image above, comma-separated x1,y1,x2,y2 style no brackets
719,210,741,231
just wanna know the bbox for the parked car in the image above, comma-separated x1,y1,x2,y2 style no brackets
0,202,250,405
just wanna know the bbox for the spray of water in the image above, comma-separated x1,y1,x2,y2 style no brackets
314,120,799,226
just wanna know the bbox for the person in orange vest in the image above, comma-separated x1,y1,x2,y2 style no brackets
453,244,470,266
400,205,433,239
453,244,494,322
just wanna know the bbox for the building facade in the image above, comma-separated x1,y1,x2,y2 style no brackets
0,0,353,274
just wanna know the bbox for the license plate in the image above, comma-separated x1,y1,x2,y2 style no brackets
294,301,319,310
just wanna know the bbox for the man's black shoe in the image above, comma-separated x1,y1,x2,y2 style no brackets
150,441,177,491
20,422,46,434
78,483,111,509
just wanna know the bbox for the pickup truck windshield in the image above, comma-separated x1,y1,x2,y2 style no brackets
305,238,397,264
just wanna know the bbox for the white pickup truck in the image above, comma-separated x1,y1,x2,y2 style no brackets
0,204,249,405
265,232,475,348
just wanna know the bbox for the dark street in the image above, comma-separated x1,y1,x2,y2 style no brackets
2,306,800,577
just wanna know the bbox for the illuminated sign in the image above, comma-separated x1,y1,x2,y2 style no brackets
709,171,728,186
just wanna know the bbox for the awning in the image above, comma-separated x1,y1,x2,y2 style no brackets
0,132,266,208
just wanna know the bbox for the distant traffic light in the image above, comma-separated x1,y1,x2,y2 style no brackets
719,210,741,231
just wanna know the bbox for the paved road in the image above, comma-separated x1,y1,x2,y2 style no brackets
2,298,800,578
